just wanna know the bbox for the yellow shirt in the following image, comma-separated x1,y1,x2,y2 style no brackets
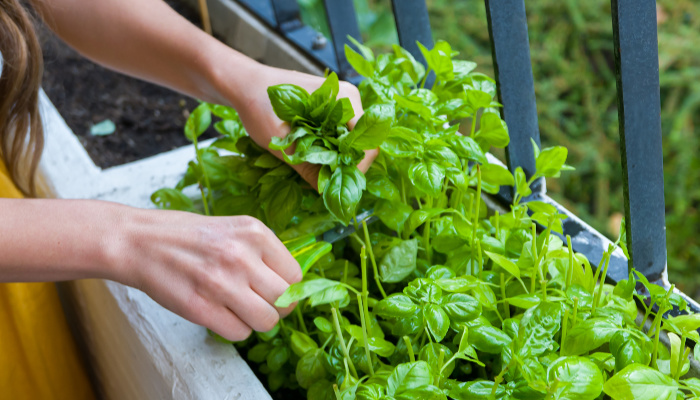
0,161,95,400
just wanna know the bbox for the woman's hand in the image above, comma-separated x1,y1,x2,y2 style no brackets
112,209,302,342
219,64,378,188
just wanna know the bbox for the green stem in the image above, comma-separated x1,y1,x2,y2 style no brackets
571,297,579,329
592,246,613,315
435,348,445,386
192,137,213,216
403,336,416,363
476,240,483,279
424,197,434,264
530,223,539,293
471,166,482,257
357,294,375,376
495,211,500,238
675,334,687,381
333,384,341,400
566,235,574,289
561,309,570,355
296,307,308,335
500,273,510,319
331,307,359,379
420,67,432,89
362,221,387,299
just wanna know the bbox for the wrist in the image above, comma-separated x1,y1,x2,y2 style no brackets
99,205,152,288
201,41,264,109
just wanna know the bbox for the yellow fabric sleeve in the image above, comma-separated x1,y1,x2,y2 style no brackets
0,161,96,400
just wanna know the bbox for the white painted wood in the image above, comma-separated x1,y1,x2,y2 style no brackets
38,92,271,399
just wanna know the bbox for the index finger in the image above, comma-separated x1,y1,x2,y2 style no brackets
260,228,302,284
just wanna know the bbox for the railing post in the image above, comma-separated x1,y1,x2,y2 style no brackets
322,0,363,81
391,0,434,68
484,0,543,200
270,0,303,31
611,0,667,280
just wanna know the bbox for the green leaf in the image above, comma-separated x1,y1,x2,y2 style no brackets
609,331,653,373
667,314,700,334
449,135,487,164
379,238,419,283
425,141,460,167
308,284,350,307
366,170,401,201
290,330,319,357
322,166,366,225
467,319,512,354
419,343,455,377
293,241,333,275
536,146,569,178
345,44,374,77
475,112,509,148
275,278,341,307
308,73,340,114
313,317,333,333
264,180,301,232
381,127,423,158
485,251,520,279
375,199,413,233
479,163,515,194
267,84,309,122
266,345,289,371
441,293,481,323
375,294,419,318
409,161,445,197
151,188,195,212
603,364,679,400
387,361,432,397
424,304,450,342
514,167,532,198
296,348,327,389
184,103,211,141
342,104,394,150
563,318,620,356
547,356,604,400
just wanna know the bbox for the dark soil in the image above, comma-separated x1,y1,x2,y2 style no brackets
38,0,214,169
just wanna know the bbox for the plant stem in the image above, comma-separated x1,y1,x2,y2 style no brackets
471,166,482,258
566,235,574,288
331,307,358,379
561,309,570,355
571,297,579,329
675,334,687,381
530,223,539,293
500,273,510,319
435,348,445,386
357,294,375,376
424,197,434,264
362,221,387,299
476,240,483,279
333,384,341,400
296,307,308,335
592,245,613,315
192,138,213,216
420,68,432,89
403,336,416,363
495,211,500,238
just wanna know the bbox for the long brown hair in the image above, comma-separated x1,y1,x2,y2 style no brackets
0,0,44,197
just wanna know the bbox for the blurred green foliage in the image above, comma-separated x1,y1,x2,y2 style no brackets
299,0,700,295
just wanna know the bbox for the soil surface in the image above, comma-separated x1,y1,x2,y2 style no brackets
39,0,214,169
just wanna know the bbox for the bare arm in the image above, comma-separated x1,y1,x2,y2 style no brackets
0,198,300,340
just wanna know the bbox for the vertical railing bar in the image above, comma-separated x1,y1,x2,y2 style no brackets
484,0,543,201
390,0,433,66
270,0,303,31
610,0,667,280
322,0,363,79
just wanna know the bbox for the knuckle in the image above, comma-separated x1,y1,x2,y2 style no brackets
288,267,303,284
232,325,253,342
256,310,280,333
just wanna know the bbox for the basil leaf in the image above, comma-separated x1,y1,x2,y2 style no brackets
441,293,481,323
184,102,211,141
409,161,445,197
547,356,604,400
563,318,620,356
379,238,419,283
342,104,394,150
475,112,509,148
536,146,569,178
345,44,374,77
264,180,301,232
424,304,450,342
322,166,366,225
267,84,309,122
449,135,487,164
387,361,432,397
275,278,341,307
603,364,679,400
375,294,419,318
151,188,195,212
296,349,327,389
610,331,653,373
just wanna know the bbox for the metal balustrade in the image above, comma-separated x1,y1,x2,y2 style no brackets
230,0,699,314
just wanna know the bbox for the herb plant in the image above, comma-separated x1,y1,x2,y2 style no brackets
153,40,699,400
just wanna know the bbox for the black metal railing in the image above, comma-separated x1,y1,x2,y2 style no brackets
232,0,698,313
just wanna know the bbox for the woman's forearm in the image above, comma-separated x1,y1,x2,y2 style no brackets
35,0,252,108
0,199,131,282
